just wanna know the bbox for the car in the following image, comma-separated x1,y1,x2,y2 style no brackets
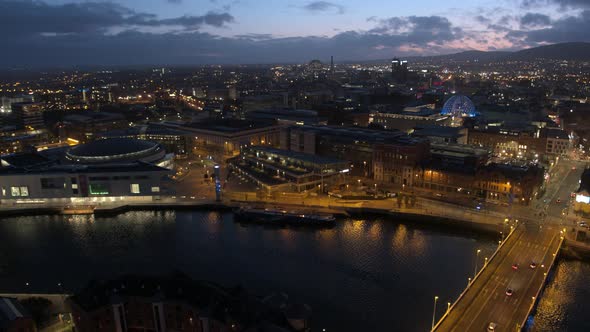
512,263,519,270
488,322,498,331
579,221,588,228
506,289,513,296
572,166,577,170
556,198,562,204
530,262,537,269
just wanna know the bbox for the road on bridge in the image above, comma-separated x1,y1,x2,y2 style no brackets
434,223,562,332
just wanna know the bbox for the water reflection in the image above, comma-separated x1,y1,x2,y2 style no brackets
0,211,550,332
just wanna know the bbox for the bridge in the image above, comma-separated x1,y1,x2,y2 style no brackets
430,158,585,332
432,222,563,331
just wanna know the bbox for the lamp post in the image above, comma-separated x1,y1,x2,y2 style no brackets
474,249,481,277
484,257,488,267
431,296,439,330
446,302,451,314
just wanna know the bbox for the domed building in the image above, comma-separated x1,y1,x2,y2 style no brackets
66,138,174,169
441,95,478,118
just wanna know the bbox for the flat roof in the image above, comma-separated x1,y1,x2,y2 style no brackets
292,125,424,146
249,146,346,165
186,119,276,133
0,162,169,176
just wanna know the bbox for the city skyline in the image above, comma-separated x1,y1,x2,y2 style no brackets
1,0,590,67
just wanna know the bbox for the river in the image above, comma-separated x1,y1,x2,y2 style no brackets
0,210,586,331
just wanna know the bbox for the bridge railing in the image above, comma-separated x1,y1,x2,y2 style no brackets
516,232,564,331
432,223,521,331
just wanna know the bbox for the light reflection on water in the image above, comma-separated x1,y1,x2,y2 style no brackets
2,210,573,331
529,258,590,331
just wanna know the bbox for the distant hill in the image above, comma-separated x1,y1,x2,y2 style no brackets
401,42,590,63
507,42,590,61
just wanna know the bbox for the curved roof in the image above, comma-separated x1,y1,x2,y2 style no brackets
68,138,158,157
441,95,478,117
66,138,164,164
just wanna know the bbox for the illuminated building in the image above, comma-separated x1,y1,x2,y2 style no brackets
161,119,282,156
99,125,191,159
369,102,450,133
391,58,408,83
11,102,44,130
284,125,429,180
230,145,348,192
66,138,174,170
0,163,170,205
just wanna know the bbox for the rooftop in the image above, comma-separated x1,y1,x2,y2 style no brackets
67,138,159,158
249,146,345,166
185,119,276,133
0,297,30,328
293,125,424,146
0,162,169,176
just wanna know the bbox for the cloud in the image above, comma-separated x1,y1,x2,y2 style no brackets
521,0,590,9
520,13,551,28
303,1,345,14
0,0,234,36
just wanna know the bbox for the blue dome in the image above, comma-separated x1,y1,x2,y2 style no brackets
441,95,478,117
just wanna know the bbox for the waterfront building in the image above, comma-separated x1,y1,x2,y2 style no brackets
0,297,35,332
0,163,170,206
230,145,348,192
99,125,192,159
65,138,174,170
283,125,423,178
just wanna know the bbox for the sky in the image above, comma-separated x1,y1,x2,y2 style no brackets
1,0,589,67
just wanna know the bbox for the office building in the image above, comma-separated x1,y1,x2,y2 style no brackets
230,145,348,192
11,102,44,130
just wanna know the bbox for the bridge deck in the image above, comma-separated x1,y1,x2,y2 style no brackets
434,223,562,332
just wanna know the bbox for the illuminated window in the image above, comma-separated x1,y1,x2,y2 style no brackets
10,187,20,197
72,184,78,189
20,186,29,197
131,184,140,194
151,187,160,193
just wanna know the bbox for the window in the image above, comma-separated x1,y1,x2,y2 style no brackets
11,187,20,197
72,183,78,189
1,187,5,196
89,184,109,195
151,187,160,193
20,186,29,197
131,184,140,194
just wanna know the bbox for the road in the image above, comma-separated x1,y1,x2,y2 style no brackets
434,223,562,332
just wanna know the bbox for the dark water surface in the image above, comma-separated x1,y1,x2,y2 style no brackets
0,210,584,331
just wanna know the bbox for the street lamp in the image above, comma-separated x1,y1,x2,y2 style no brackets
447,302,451,313
431,296,439,330
474,249,481,277
484,257,488,267
468,277,472,285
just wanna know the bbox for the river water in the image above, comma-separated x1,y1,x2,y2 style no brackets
0,210,586,331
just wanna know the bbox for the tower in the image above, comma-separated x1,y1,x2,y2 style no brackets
392,58,408,83
330,56,334,76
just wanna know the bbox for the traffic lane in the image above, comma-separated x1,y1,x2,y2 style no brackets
435,228,526,332
506,229,559,329
479,228,557,331
451,228,543,331
547,165,584,218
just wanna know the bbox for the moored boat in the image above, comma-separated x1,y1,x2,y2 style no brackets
234,207,335,227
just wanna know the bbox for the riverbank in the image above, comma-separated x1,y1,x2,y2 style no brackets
0,196,508,236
